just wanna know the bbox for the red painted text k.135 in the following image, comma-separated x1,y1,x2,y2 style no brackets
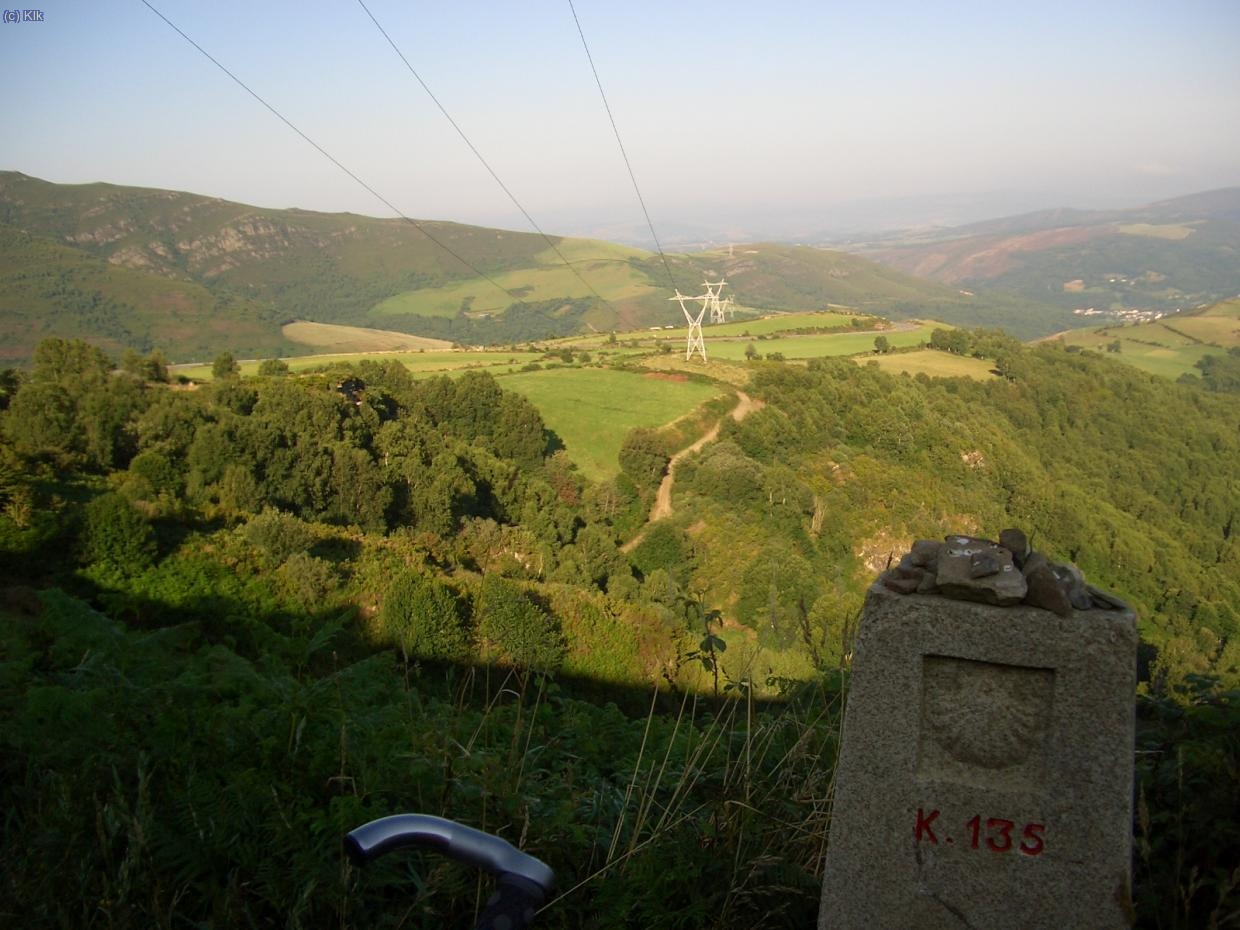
915,808,1045,856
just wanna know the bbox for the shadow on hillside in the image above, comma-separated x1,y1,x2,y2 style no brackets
57,571,817,717
7,576,1237,930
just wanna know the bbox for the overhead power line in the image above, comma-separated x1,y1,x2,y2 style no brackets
566,0,678,292
355,0,622,317
138,0,525,311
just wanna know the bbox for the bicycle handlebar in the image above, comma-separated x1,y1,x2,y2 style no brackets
345,814,555,930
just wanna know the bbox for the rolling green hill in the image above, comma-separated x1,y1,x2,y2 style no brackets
653,245,1076,338
0,172,1078,363
1053,298,1240,379
856,188,1240,315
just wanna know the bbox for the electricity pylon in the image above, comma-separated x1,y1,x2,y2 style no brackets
703,279,729,324
670,290,708,361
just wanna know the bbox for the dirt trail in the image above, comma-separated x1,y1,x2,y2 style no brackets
621,390,763,553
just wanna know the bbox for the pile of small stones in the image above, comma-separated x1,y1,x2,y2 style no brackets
878,528,1128,616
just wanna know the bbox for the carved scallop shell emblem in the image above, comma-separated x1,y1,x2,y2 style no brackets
923,657,1052,770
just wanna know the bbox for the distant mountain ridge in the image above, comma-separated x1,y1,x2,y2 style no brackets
850,187,1240,314
0,171,1075,363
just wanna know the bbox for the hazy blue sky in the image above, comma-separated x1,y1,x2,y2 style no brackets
2,0,1238,237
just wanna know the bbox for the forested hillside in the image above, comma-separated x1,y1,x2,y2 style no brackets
690,343,1240,686
0,172,1074,363
1,336,1237,926
0,226,288,364
856,187,1240,314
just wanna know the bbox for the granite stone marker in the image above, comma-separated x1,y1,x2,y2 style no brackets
820,533,1138,930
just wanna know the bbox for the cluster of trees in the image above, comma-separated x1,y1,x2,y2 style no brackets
1186,345,1240,393
6,338,148,471
926,326,1016,358
0,339,709,674
375,569,565,670
37,278,142,348
5,342,565,538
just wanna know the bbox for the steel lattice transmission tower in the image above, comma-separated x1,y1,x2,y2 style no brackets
670,290,709,361
703,279,729,324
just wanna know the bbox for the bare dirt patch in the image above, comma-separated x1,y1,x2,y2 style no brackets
873,226,1108,283
944,227,1103,281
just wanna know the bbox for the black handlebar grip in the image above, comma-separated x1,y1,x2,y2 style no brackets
345,814,555,895
474,873,546,930
346,813,556,930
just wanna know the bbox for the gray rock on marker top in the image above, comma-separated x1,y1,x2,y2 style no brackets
934,538,1027,606
998,527,1029,567
878,529,1127,617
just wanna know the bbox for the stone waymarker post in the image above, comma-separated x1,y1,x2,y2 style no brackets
820,533,1138,930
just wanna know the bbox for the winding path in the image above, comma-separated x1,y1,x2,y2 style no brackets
621,390,763,553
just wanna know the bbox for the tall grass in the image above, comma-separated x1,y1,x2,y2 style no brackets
4,589,1233,928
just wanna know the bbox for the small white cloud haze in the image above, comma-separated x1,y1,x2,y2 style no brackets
0,0,1237,242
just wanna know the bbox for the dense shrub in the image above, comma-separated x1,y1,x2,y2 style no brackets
241,508,315,567
81,492,156,573
628,522,691,582
379,570,469,661
277,552,339,610
475,573,564,672
619,427,671,489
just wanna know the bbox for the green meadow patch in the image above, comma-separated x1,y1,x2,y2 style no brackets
370,239,658,319
656,309,863,340
707,324,942,361
701,310,859,337
175,349,542,381
497,367,724,481
1112,344,1225,379
281,320,452,352
862,348,996,380
1056,299,1240,379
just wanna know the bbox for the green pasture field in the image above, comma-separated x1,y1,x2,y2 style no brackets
497,367,724,481
538,238,651,264
861,349,996,380
1109,345,1226,379
636,354,753,387
370,240,656,318
281,320,452,352
1169,314,1240,344
175,350,542,381
1056,300,1240,379
655,309,864,340
706,324,941,361
703,310,860,337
